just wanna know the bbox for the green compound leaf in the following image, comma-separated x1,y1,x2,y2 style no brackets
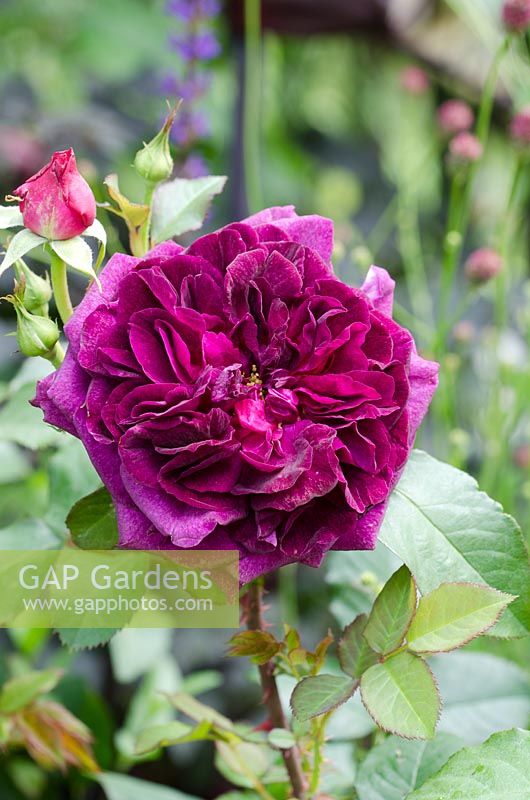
67,486,118,550
407,583,514,654
360,651,440,740
97,772,201,800
431,652,530,744
168,692,233,729
338,613,379,678
0,205,24,230
135,719,215,755
380,450,530,637
405,729,530,799
0,228,46,275
290,674,357,722
355,732,464,800
267,728,296,750
364,565,416,654
51,236,99,285
151,175,227,242
57,627,118,651
0,668,63,714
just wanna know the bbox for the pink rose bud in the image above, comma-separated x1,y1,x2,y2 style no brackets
449,132,484,165
400,66,430,95
510,106,530,145
437,100,474,135
13,148,96,240
502,0,530,31
464,248,502,283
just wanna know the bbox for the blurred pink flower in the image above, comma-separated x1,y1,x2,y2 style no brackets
510,106,530,145
449,132,483,164
465,248,502,283
437,100,474,135
502,0,530,31
400,66,430,95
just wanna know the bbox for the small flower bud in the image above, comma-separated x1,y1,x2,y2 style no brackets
510,106,530,146
134,105,178,184
437,100,474,135
14,261,52,316
502,0,530,31
448,132,484,166
464,248,502,283
400,66,430,95
7,295,60,358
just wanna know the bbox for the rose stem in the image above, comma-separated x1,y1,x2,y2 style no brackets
48,342,65,369
246,580,307,799
50,251,73,324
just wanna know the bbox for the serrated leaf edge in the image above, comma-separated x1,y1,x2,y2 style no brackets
360,655,441,741
408,582,515,654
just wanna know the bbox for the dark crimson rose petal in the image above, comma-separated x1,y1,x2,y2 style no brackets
33,208,438,584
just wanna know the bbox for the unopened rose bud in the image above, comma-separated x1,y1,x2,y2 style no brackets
502,0,530,31
400,66,430,95
464,248,502,283
134,106,177,184
510,106,530,146
448,132,484,166
437,100,475,135
13,149,96,240
14,261,52,317
7,296,60,359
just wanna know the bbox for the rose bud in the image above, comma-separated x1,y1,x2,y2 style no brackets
134,106,177,184
502,0,530,31
464,248,502,283
437,100,475,135
13,149,96,240
400,66,430,95
510,106,530,146
7,295,60,359
448,132,484,166
14,261,52,317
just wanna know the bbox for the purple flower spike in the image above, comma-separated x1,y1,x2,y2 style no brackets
170,31,221,62
34,208,438,584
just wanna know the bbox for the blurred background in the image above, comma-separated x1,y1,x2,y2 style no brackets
0,0,530,798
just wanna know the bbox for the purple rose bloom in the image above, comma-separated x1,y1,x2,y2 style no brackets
34,207,438,584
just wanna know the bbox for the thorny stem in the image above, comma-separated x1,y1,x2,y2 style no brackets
247,580,307,799
49,251,73,324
